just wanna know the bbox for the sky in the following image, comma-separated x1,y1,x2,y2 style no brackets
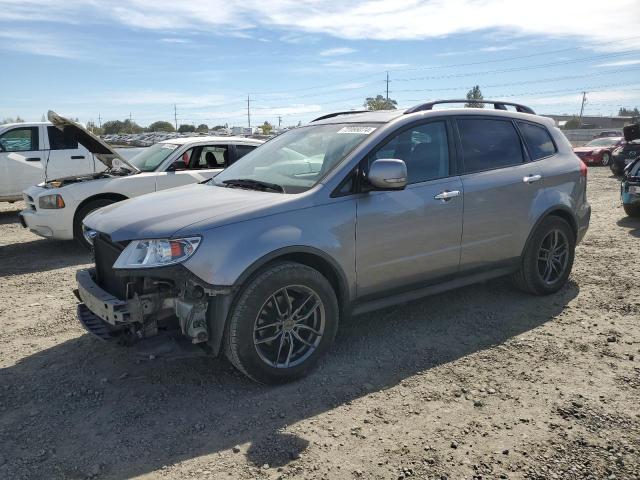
1,0,640,128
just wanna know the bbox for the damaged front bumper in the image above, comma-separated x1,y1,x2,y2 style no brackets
75,268,233,356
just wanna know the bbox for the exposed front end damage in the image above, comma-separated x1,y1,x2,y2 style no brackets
75,234,232,356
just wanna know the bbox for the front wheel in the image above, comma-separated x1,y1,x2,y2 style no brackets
73,199,116,250
513,216,575,295
601,152,611,166
610,161,622,175
224,262,339,384
623,203,640,217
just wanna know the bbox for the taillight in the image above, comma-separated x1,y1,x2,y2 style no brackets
579,160,588,177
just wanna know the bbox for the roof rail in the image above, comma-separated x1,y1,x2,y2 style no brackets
405,99,535,115
311,110,370,122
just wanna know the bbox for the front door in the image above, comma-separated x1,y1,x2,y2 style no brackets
0,126,44,197
155,144,228,191
456,117,544,271
45,125,95,180
355,120,463,298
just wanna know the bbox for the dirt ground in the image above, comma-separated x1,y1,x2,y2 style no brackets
0,168,638,480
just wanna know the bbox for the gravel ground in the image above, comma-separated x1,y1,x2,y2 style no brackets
0,168,638,480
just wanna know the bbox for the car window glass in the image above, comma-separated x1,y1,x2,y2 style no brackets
129,142,179,171
371,121,449,184
47,126,79,150
173,148,194,170
517,122,556,160
0,127,39,152
458,118,524,173
197,145,227,169
236,144,256,161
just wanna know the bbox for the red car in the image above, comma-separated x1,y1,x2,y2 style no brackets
573,136,625,166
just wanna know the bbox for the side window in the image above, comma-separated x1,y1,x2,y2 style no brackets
370,121,449,184
236,144,256,161
458,118,524,174
47,126,78,150
196,145,228,169
517,122,556,160
171,148,194,171
0,127,39,152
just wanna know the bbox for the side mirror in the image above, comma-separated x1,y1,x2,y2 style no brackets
368,159,407,190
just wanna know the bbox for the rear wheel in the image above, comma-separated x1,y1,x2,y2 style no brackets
623,203,640,217
73,199,116,250
513,216,575,295
601,152,611,166
610,161,622,175
225,262,339,384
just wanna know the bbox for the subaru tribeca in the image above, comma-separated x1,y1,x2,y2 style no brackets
76,100,591,384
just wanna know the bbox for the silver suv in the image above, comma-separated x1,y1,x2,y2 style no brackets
77,100,591,384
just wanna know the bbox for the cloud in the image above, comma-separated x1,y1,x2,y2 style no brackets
319,47,357,56
1,1,639,50
596,59,640,67
523,89,640,107
160,38,191,44
0,30,80,59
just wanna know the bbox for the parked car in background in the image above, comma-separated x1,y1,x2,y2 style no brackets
610,123,640,175
621,157,640,217
20,112,262,248
0,120,103,202
573,137,624,166
592,130,622,139
76,99,590,384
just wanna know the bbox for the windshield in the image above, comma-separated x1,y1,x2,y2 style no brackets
213,123,378,193
127,142,179,171
586,138,620,147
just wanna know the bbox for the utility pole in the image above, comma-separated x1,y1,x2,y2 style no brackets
98,113,101,129
385,71,390,101
247,94,251,131
278,116,282,129
578,91,587,128
174,104,178,131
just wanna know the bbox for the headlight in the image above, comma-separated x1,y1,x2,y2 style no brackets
38,194,65,209
112,237,201,269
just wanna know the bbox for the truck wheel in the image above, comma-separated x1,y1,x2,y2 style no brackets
73,199,116,250
623,203,640,217
225,262,339,384
513,216,575,295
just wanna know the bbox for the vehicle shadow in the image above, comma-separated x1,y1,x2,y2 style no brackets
0,209,20,225
616,215,640,238
0,239,90,277
0,278,579,479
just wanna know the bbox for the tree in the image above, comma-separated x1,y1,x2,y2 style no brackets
1,116,25,124
196,123,209,133
86,121,103,136
563,116,581,129
465,85,484,108
618,107,640,117
123,118,143,134
148,121,175,132
261,121,273,135
178,124,195,133
364,95,397,110
102,120,125,134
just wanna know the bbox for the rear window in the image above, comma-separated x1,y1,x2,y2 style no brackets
47,126,79,150
458,118,524,173
517,122,556,160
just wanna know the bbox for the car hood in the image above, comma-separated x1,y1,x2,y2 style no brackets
83,184,299,242
47,111,139,172
573,147,600,153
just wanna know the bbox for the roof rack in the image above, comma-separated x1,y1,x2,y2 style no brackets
405,99,535,115
311,110,370,122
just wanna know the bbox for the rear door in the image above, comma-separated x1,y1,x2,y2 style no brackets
45,125,95,179
456,116,544,272
154,144,229,190
355,119,463,298
0,126,44,197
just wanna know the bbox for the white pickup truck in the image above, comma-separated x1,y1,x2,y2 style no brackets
0,121,102,202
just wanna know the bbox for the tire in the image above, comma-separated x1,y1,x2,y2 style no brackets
601,152,611,166
623,203,640,217
73,198,116,250
224,262,339,384
513,216,575,296
610,161,622,176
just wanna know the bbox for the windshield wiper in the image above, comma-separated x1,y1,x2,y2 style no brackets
222,179,285,193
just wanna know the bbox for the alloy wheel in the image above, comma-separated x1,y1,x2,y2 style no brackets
602,153,610,166
253,285,325,368
537,229,569,285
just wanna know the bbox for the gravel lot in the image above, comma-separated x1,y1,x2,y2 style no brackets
0,168,638,480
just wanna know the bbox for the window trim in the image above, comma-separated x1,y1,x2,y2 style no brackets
0,126,40,152
454,115,527,175
513,120,558,162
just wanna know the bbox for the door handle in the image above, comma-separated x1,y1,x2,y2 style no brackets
71,155,85,159
434,190,461,201
523,174,542,183
25,157,41,162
